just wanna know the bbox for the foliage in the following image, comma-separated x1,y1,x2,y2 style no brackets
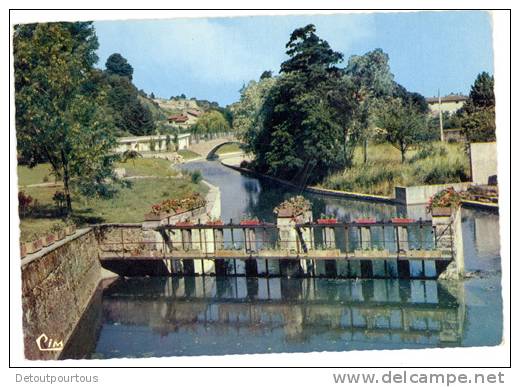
105,72,155,136
105,53,133,79
18,191,33,217
375,99,429,162
273,195,311,216
427,187,462,211
460,72,496,142
190,170,203,184
321,142,470,196
191,110,230,137
150,192,206,215
249,24,348,184
231,76,276,138
14,22,122,213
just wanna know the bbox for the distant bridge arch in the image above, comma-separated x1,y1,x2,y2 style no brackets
188,135,245,159
206,141,245,160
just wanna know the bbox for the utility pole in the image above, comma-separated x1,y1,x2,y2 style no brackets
438,89,444,142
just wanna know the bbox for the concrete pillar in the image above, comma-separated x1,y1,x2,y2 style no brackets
432,205,464,277
323,227,336,249
276,210,313,253
359,226,372,249
395,226,409,252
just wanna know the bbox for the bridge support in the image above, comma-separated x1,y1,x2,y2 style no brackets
433,205,464,278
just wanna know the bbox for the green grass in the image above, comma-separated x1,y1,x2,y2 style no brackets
320,142,470,196
18,175,208,242
116,158,178,177
215,143,242,155
178,149,202,160
17,163,55,186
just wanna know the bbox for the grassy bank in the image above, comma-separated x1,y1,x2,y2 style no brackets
320,142,470,196
17,159,208,242
178,149,202,160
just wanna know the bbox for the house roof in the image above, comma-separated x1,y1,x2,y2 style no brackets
426,95,468,104
168,114,189,123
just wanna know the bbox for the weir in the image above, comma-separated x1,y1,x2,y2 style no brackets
97,208,462,279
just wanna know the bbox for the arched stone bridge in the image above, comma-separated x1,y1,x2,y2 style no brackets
189,135,245,159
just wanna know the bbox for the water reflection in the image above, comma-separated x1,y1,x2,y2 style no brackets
63,276,472,359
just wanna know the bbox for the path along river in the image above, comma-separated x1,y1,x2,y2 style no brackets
63,160,503,359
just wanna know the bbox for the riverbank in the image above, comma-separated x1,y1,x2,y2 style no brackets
220,160,499,211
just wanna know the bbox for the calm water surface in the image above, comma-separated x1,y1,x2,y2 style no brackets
63,161,502,359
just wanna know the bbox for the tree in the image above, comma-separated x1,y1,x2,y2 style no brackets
460,72,496,142
105,53,133,79
231,77,277,139
260,70,273,80
376,99,428,162
105,73,155,136
14,22,121,213
191,110,231,137
250,24,346,184
345,49,396,163
150,92,155,99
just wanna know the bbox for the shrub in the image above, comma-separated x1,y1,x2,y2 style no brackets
18,191,33,217
190,170,203,184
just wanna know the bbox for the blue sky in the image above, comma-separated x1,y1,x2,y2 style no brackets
94,11,494,106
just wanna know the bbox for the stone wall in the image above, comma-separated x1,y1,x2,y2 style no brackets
20,229,101,360
395,182,471,205
470,142,498,185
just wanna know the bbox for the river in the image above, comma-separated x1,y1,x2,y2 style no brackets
63,161,503,359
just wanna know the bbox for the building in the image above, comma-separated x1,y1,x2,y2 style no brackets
426,94,468,116
115,133,191,153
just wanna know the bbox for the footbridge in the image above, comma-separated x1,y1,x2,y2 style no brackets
188,135,245,159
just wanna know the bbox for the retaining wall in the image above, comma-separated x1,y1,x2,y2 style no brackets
20,229,101,360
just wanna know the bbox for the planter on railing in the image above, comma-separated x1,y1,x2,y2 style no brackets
176,221,195,227
206,220,224,226
240,219,261,226
65,224,76,236
24,238,43,255
317,218,338,225
355,218,377,224
54,229,66,241
390,217,415,224
43,234,56,247
430,207,453,217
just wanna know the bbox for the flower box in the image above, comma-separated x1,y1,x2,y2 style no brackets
43,234,56,247
317,218,338,225
431,207,452,217
54,229,66,241
20,243,27,258
65,224,76,236
206,220,224,226
240,219,261,226
25,238,43,255
144,212,167,221
355,218,377,224
176,221,194,227
390,218,415,224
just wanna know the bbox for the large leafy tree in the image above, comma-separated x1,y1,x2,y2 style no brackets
105,53,134,79
191,110,230,138
231,76,277,142
345,49,396,163
14,22,121,213
461,72,496,142
376,99,428,162
251,24,347,184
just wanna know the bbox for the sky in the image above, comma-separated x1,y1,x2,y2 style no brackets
94,11,494,106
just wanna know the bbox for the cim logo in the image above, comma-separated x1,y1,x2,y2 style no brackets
36,333,63,352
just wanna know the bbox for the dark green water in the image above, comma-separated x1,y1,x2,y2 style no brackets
63,161,502,359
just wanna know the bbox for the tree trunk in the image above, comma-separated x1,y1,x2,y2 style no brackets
363,138,368,164
61,151,72,214
400,145,406,163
